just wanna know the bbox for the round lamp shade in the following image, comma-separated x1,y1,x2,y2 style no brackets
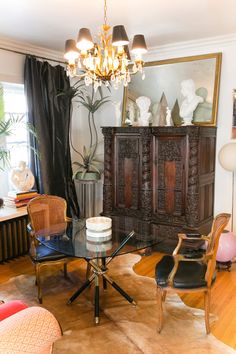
64,39,79,61
112,25,129,46
218,142,236,172
216,231,236,262
131,34,147,54
76,28,94,51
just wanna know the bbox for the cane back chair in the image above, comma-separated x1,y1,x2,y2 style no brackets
27,195,71,303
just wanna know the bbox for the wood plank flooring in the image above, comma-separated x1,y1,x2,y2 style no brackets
1,253,236,350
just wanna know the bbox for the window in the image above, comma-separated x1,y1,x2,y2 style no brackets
2,82,29,167
0,82,29,197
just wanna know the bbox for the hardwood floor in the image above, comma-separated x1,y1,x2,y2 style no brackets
1,253,236,350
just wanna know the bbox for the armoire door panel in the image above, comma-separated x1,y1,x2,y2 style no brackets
154,136,186,217
199,136,216,174
124,158,133,208
114,135,140,211
199,183,214,221
164,161,176,214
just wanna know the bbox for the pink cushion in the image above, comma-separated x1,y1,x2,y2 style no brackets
0,306,62,353
0,300,28,320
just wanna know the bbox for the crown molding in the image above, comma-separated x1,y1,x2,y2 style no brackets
1,32,236,63
147,33,236,57
0,35,64,62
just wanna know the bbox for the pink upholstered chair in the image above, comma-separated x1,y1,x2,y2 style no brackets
0,301,62,353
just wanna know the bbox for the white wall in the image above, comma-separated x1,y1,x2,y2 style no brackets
71,34,236,230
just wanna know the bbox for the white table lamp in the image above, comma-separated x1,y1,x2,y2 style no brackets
218,142,236,232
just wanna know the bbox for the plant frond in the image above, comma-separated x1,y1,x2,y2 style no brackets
95,99,110,111
0,147,10,170
87,163,101,174
80,102,92,111
73,161,86,168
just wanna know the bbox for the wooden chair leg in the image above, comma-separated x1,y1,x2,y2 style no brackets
157,286,164,333
162,290,167,302
204,289,211,334
35,263,42,304
34,264,37,286
63,262,68,279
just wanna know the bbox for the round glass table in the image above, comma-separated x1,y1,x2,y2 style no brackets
36,216,160,324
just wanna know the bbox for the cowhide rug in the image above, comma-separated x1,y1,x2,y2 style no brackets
0,254,235,354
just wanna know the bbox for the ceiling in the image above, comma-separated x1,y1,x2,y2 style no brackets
0,0,236,52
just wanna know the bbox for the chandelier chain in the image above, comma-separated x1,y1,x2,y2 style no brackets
104,0,107,25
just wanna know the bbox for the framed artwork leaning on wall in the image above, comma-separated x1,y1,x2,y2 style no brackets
122,52,222,127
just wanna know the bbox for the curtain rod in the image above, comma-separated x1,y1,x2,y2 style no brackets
0,46,66,65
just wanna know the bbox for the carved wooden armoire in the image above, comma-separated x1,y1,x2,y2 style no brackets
102,126,216,251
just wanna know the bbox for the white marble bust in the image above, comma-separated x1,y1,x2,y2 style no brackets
10,161,35,192
180,79,203,125
136,96,152,126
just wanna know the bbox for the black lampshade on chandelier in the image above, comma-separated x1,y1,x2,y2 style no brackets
64,0,148,89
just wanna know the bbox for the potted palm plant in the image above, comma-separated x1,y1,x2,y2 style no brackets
59,80,110,181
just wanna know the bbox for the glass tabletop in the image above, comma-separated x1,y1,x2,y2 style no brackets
36,216,160,260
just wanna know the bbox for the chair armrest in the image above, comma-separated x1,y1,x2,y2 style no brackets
173,233,210,256
167,251,213,286
178,233,209,241
0,307,62,353
173,253,206,262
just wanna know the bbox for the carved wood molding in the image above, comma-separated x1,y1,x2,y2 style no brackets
103,128,113,214
140,130,152,219
186,135,200,227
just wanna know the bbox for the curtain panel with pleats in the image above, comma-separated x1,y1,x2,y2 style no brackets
24,55,79,217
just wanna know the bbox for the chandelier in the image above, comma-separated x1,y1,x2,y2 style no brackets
64,0,147,89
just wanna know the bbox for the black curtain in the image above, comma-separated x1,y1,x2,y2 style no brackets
24,55,79,217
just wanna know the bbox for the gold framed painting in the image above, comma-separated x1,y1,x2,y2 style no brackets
122,53,222,127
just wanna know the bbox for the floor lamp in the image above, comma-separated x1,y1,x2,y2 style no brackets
218,142,236,233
